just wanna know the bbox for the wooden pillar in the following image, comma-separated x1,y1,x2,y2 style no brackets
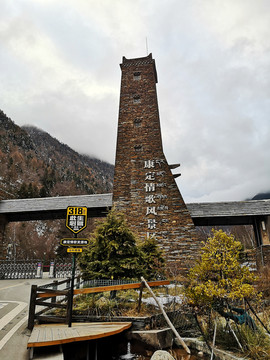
253,218,262,247
260,216,270,245
28,285,37,330
254,216,270,268
0,215,8,260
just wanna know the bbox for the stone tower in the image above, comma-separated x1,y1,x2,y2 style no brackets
113,54,199,270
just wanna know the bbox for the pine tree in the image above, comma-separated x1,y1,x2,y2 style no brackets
139,237,165,280
17,183,28,198
78,210,165,280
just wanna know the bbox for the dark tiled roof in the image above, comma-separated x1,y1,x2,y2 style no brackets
186,199,270,218
1,194,269,225
0,193,112,214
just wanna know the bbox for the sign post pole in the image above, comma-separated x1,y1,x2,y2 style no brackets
68,234,77,328
64,206,88,328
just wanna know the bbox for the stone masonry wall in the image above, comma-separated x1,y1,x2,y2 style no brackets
113,54,200,271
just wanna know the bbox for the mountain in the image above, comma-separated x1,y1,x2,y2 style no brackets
252,192,270,200
0,109,114,200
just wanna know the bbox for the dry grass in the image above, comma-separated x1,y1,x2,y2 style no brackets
51,284,184,319
71,285,183,318
200,313,270,360
72,290,158,317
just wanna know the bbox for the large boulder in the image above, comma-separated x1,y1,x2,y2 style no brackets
150,350,175,360
129,328,174,349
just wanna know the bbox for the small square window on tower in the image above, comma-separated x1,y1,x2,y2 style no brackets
133,95,141,104
133,72,141,80
134,118,142,127
134,144,143,152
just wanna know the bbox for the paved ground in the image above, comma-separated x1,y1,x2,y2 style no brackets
0,276,61,360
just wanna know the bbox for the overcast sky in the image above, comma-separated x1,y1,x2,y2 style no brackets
1,0,269,203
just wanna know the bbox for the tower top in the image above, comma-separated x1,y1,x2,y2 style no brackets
120,53,158,83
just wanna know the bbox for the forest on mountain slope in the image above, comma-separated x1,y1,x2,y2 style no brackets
0,109,114,200
0,109,114,261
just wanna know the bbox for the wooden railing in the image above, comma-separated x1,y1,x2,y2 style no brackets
28,279,170,330
28,276,81,330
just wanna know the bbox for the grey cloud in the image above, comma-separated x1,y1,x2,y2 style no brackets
0,0,270,203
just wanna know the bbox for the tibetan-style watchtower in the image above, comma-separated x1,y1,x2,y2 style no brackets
113,54,199,269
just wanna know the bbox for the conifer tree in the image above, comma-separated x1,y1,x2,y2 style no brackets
78,210,165,280
139,237,165,279
79,210,144,280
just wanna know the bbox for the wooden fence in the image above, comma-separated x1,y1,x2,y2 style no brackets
28,279,170,330
28,276,80,330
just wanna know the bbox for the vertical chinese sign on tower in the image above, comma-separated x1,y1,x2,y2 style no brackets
144,158,169,241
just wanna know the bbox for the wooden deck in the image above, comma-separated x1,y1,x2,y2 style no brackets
28,322,132,348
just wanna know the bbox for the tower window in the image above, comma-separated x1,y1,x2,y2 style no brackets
133,95,141,104
134,144,143,151
133,72,141,80
134,118,142,127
